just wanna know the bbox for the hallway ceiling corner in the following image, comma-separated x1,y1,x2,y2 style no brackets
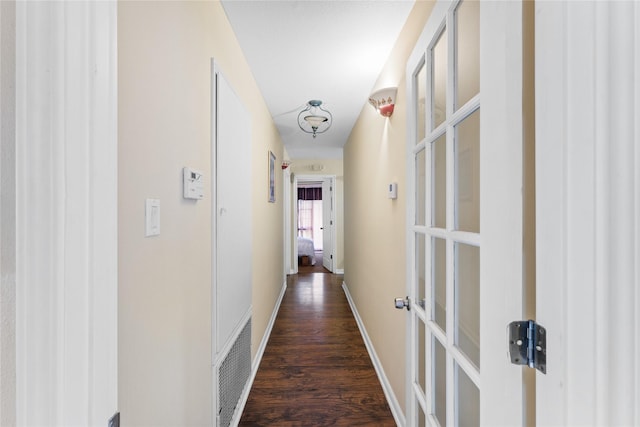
221,0,415,159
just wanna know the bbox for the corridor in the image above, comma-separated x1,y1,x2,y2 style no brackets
239,272,395,426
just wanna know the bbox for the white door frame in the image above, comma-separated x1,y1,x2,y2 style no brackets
14,2,118,425
283,168,292,276
292,174,336,274
535,2,640,424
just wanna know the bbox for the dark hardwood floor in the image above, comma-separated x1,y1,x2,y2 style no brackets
297,251,330,274
239,272,396,426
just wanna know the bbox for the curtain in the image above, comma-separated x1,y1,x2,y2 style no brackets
297,187,322,201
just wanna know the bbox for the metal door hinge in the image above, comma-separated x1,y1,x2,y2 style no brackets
508,320,546,374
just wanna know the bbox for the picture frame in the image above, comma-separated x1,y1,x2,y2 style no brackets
268,151,276,203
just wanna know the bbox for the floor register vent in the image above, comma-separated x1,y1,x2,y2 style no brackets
218,318,251,427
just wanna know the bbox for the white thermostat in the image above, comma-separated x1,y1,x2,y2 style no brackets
183,167,204,200
388,182,398,199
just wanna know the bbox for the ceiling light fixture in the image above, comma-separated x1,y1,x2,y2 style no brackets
369,87,398,117
297,100,332,138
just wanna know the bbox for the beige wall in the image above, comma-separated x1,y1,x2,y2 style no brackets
289,158,344,271
343,1,435,415
118,1,284,425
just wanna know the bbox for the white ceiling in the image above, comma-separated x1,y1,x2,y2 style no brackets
221,0,415,159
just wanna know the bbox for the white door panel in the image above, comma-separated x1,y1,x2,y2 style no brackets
405,1,526,425
213,68,252,354
322,178,334,272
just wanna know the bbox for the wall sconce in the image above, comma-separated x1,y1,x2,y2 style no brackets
368,87,398,117
281,160,291,170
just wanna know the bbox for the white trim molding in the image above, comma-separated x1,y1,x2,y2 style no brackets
0,1,17,425
342,281,404,427
15,1,118,425
536,1,640,424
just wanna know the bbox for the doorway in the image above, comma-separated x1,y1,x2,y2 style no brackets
293,175,336,274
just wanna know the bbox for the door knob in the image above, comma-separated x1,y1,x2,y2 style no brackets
395,296,410,311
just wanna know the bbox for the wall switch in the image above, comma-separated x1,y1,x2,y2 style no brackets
145,199,160,237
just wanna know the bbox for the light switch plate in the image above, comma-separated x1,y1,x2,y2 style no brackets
145,199,160,237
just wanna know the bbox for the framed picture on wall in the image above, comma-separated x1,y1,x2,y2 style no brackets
268,151,276,203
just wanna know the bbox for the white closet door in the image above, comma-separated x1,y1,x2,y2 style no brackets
213,67,252,354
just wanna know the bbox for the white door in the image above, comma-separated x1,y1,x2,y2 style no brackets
322,177,334,272
211,62,253,426
212,64,252,354
404,1,527,425
535,2,640,424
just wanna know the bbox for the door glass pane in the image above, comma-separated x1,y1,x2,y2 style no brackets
455,109,480,233
456,363,480,427
432,336,447,427
416,233,426,311
416,148,426,226
432,237,446,332
418,398,426,426
455,0,480,109
432,28,447,130
455,243,480,368
432,134,446,228
417,318,426,396
416,61,427,143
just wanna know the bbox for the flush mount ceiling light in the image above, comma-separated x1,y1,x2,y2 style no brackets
369,87,398,117
297,100,332,138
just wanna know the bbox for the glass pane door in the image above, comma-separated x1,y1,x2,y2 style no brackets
409,1,480,425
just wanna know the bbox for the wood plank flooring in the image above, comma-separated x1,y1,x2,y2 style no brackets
239,272,396,426
297,251,330,274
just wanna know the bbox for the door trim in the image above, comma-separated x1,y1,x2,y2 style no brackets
15,2,118,423
535,2,640,424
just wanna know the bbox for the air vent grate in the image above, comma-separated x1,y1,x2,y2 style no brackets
218,318,251,427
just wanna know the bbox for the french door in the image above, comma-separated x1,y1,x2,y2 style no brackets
405,1,527,425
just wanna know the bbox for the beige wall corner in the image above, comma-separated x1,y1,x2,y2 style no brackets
118,1,284,425
343,0,435,417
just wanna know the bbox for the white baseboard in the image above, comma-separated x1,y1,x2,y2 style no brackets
334,268,345,274
342,281,405,427
230,280,287,427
